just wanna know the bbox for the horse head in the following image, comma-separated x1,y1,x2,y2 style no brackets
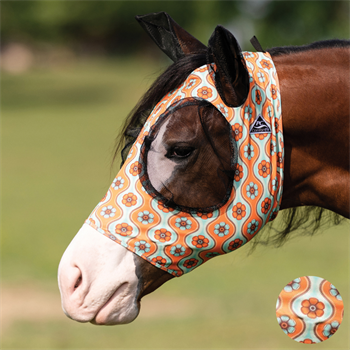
58,12,284,325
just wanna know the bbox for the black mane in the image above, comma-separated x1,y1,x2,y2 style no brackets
114,39,347,247
267,39,350,57
249,206,345,252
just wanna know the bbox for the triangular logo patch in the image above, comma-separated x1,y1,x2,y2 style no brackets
249,114,271,134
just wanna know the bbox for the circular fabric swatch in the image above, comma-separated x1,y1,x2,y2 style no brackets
276,276,344,344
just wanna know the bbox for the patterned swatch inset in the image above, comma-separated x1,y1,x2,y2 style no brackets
276,276,344,344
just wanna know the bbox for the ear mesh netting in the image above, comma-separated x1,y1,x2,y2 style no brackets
139,97,236,214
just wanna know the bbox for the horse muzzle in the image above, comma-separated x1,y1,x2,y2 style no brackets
58,224,141,325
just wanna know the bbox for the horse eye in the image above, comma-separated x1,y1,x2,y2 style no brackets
167,146,194,159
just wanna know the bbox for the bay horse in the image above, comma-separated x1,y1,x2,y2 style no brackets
58,12,349,325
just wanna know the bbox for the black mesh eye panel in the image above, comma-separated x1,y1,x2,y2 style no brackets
139,97,237,214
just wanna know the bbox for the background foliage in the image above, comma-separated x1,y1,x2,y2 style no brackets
1,1,349,349
1,1,349,53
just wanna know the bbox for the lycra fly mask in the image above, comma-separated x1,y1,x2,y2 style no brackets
85,51,284,276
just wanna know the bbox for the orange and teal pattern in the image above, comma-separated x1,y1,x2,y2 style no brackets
85,51,284,276
276,276,344,343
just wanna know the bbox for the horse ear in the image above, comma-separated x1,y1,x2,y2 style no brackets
136,12,207,62
208,26,249,107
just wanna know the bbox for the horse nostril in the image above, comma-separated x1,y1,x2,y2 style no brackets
74,275,82,289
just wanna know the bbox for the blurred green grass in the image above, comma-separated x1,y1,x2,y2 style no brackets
1,57,165,280
1,58,349,349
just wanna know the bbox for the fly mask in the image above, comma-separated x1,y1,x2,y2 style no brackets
85,50,284,277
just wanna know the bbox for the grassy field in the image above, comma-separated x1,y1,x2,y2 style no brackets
1,57,349,349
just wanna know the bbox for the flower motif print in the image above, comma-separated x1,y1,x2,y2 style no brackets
184,258,198,269
157,203,174,213
260,59,272,70
323,321,340,338
271,84,278,99
186,78,197,89
137,210,154,225
127,148,133,159
88,218,96,226
244,106,252,120
122,193,137,207
269,208,278,221
197,86,212,99
257,71,265,83
217,103,228,117
115,223,133,236
152,256,167,266
100,205,116,218
175,217,192,230
258,160,271,178
243,52,254,59
154,228,172,242
247,219,259,235
261,198,271,214
192,235,209,248
246,182,258,200
270,140,276,156
100,192,108,202
228,239,243,251
330,284,342,300
283,278,301,292
214,222,230,237
301,298,325,319
244,144,254,160
274,120,280,133
196,212,213,219
255,133,268,140
232,123,243,141
277,152,283,168
255,89,262,105
232,203,246,220
112,176,125,190
138,131,149,145
206,252,220,259
277,315,296,334
170,244,186,257
134,240,150,255
129,161,142,176
272,177,279,192
234,165,243,182
299,339,316,344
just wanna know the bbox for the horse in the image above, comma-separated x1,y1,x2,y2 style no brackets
58,12,349,326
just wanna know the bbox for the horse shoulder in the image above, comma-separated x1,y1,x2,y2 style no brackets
273,47,350,217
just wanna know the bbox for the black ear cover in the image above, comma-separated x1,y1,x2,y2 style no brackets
208,26,249,107
136,12,206,62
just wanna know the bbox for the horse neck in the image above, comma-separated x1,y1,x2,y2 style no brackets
272,47,350,217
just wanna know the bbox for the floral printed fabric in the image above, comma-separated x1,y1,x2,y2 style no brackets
276,276,344,343
85,52,284,276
